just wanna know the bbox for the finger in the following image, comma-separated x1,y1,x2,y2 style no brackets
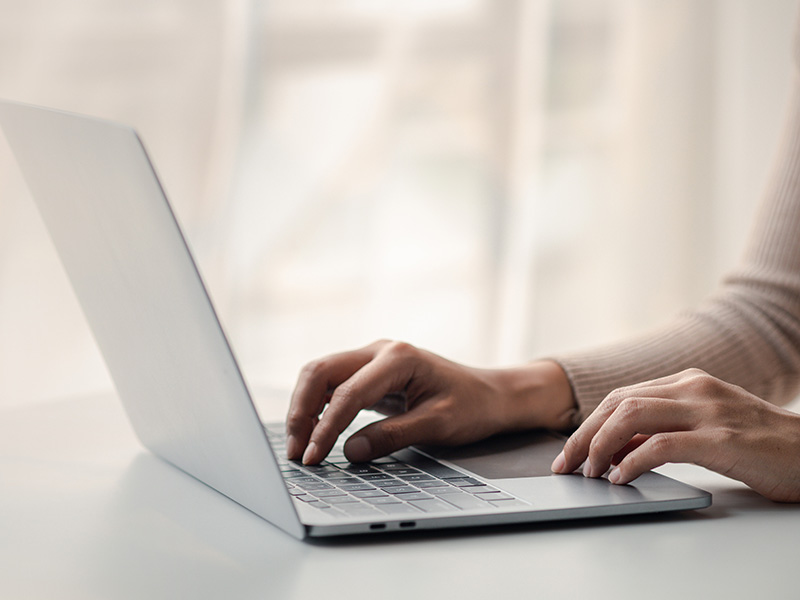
286,343,381,459
557,381,694,474
303,345,420,464
584,397,694,477
342,400,446,462
608,430,705,485
611,434,650,465
555,390,630,474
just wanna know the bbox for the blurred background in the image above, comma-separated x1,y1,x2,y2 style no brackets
0,0,797,411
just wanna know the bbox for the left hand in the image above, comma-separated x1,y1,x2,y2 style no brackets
551,368,800,502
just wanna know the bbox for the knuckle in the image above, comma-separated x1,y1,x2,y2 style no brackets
299,358,329,382
562,431,583,458
310,420,333,441
286,410,310,432
331,382,358,410
681,367,707,378
382,340,418,361
616,397,645,421
587,426,614,458
681,369,720,396
562,431,578,452
587,435,603,458
367,338,393,352
316,411,349,439
603,387,628,410
648,432,673,457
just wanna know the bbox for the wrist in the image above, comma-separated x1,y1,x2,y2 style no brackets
490,360,577,432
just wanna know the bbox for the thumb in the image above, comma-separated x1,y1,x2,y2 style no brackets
343,408,440,462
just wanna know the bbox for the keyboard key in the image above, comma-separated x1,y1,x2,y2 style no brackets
303,464,336,473
352,490,389,498
384,486,419,495
327,477,361,486
413,480,446,488
292,477,318,484
338,483,375,492
398,474,436,482
472,491,514,501
362,496,404,505
446,477,484,487
361,474,394,481
417,486,453,494
379,467,420,476
379,462,414,470
325,496,362,504
309,489,347,498
371,478,405,488
316,471,351,480
343,465,380,475
391,492,433,501
461,484,493,493
296,482,333,491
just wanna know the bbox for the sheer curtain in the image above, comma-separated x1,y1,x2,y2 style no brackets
0,0,796,410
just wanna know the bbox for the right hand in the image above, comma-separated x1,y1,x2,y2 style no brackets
285,340,577,464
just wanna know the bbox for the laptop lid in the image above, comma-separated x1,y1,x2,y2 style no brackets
0,100,305,540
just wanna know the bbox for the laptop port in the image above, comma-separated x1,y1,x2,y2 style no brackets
399,521,416,529
369,523,386,531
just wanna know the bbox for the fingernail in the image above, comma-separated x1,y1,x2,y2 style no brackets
583,458,594,478
285,435,300,460
344,436,372,463
302,442,318,465
551,451,566,474
609,467,621,484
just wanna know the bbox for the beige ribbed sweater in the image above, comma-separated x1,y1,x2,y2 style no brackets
556,50,800,424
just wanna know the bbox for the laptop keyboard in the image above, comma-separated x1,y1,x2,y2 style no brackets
265,424,528,518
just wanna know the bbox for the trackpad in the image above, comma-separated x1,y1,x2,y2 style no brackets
419,430,567,480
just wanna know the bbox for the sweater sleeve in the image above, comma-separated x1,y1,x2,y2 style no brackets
554,72,800,424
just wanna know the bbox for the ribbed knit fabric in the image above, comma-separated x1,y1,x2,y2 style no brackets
554,45,800,425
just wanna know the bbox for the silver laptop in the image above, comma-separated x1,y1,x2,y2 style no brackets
0,99,711,539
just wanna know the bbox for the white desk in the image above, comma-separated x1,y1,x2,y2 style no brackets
2,392,798,600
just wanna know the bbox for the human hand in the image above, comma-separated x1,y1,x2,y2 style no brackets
286,340,576,464
551,368,800,502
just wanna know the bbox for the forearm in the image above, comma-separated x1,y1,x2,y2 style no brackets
555,303,800,423
554,74,800,423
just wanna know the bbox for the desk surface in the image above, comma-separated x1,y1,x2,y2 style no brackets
2,392,798,600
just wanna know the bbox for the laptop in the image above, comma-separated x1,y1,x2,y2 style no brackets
0,99,711,539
